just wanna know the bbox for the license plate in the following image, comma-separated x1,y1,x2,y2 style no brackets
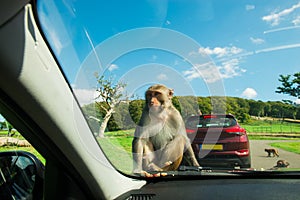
200,144,223,150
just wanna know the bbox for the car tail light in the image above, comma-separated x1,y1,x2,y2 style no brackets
235,149,249,156
186,129,196,134
225,127,246,135
203,115,217,119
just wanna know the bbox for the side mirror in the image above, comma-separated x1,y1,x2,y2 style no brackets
0,151,44,200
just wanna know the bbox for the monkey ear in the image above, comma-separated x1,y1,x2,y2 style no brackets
168,89,174,98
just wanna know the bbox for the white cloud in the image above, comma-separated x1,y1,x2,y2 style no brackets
295,99,300,104
183,62,221,83
157,73,168,81
185,46,246,83
219,59,246,79
241,88,257,99
246,5,255,11
250,37,265,44
292,16,300,25
198,46,243,58
108,64,118,71
183,59,246,83
262,2,300,26
73,88,99,105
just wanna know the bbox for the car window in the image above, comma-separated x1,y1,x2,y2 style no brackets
198,117,236,128
36,0,300,177
0,116,45,164
0,114,45,199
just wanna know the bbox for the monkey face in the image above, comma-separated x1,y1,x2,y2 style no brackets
147,91,162,107
147,91,164,115
146,84,173,109
145,85,174,119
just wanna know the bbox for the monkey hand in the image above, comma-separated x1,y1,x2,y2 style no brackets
140,170,168,178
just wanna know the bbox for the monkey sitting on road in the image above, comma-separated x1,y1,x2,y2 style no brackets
132,84,199,177
265,148,279,157
274,160,290,168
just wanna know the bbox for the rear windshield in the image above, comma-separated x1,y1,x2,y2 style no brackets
186,116,237,129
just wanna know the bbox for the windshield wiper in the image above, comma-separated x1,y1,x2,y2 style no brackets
140,166,235,178
228,169,300,177
178,165,212,172
135,167,300,179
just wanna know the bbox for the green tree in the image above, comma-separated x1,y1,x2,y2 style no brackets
210,96,227,114
171,96,181,114
235,111,251,123
177,96,199,119
225,97,250,123
94,73,127,137
128,99,144,124
296,107,300,119
248,100,265,117
197,97,212,114
235,98,250,113
276,72,300,99
264,102,272,117
268,101,287,119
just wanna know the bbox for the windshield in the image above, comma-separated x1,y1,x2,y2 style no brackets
36,0,300,177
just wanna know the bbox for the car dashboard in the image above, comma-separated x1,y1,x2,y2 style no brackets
117,176,300,200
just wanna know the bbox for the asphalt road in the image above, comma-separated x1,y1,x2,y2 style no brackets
250,140,300,170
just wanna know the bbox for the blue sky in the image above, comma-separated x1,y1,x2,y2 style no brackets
37,0,300,105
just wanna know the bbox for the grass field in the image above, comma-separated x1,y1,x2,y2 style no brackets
98,136,133,173
270,142,300,154
241,120,300,133
1,118,300,172
248,135,300,140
